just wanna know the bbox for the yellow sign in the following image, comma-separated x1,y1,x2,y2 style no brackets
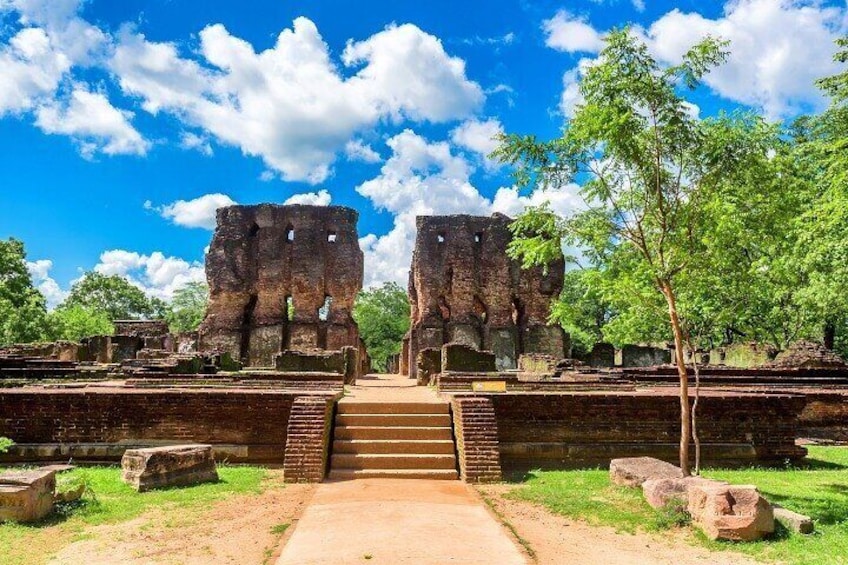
471,381,507,393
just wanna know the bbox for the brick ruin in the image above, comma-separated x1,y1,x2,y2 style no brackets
198,204,364,366
406,213,567,378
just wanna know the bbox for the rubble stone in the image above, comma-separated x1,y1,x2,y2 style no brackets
642,476,726,510
121,444,218,492
0,469,55,522
688,484,774,541
774,505,814,534
442,343,496,373
609,456,683,487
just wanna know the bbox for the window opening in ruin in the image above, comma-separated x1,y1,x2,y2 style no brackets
437,232,445,243
511,297,524,326
248,223,260,237
474,232,483,243
318,295,333,321
473,296,488,324
286,296,294,320
327,231,337,243
286,225,295,242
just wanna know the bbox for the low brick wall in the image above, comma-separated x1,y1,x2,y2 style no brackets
283,396,337,483
453,390,807,474
451,397,502,483
0,387,336,465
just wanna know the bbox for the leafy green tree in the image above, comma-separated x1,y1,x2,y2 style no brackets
495,29,732,475
165,281,208,333
47,305,114,341
0,238,49,345
0,436,13,454
353,282,410,372
60,272,156,321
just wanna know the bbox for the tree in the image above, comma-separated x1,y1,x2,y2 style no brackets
0,238,49,345
495,29,732,475
60,272,157,321
353,282,410,372
165,281,208,333
47,305,114,341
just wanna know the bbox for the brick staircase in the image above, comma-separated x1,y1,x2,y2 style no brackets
328,402,459,480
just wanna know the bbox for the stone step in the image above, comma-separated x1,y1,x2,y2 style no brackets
327,469,459,481
334,426,454,441
333,439,456,455
335,413,452,427
331,453,457,470
337,402,450,415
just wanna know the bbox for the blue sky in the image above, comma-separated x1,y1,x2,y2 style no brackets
1,0,846,306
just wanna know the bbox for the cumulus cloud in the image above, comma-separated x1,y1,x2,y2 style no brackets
179,132,213,156
0,0,148,156
543,10,604,54
26,258,67,309
149,193,237,230
344,139,381,163
357,129,582,288
284,189,332,206
450,118,504,169
94,249,205,301
111,18,484,183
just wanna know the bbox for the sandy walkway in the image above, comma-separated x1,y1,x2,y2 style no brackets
277,479,528,564
478,484,760,565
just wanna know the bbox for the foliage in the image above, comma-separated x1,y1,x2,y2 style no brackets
353,282,410,372
510,447,848,565
46,305,114,341
0,437,13,454
0,238,49,345
60,272,158,322
165,281,208,333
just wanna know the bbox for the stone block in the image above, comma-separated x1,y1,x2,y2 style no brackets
621,345,671,367
121,444,218,492
642,476,726,510
248,325,283,367
288,324,319,350
688,484,774,541
275,349,346,374
448,323,482,349
522,325,568,358
0,469,55,522
609,457,683,487
774,505,814,534
486,328,518,371
416,348,442,386
518,353,559,374
111,335,144,363
441,343,496,373
590,342,615,368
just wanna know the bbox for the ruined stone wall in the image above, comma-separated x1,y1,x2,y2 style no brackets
199,204,364,366
407,214,565,377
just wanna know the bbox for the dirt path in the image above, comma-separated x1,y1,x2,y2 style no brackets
49,472,315,565
477,484,760,565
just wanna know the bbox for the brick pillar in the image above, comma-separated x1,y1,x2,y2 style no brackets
283,396,336,483
451,396,502,483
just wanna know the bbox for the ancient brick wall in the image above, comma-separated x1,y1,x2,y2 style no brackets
199,204,364,366
451,397,502,483
283,396,337,483
0,388,335,464
113,320,170,337
460,391,806,474
407,214,566,378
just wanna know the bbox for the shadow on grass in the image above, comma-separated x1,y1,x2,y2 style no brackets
9,497,99,529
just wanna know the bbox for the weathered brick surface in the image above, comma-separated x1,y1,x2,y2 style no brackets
0,388,322,464
466,391,807,472
283,396,337,483
451,397,501,483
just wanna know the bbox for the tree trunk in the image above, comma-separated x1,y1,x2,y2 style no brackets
824,320,836,351
661,279,691,477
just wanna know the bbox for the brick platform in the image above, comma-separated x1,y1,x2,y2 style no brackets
451,397,502,483
283,396,338,483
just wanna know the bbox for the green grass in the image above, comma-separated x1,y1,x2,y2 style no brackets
0,465,269,565
508,446,848,565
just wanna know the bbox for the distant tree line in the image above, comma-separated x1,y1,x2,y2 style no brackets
0,238,208,345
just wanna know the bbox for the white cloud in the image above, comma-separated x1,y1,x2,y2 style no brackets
644,0,847,118
357,129,582,288
94,249,205,301
450,118,504,169
179,132,213,156
284,189,332,206
152,193,237,230
26,259,68,309
111,18,484,183
543,10,604,54
34,86,149,157
345,139,381,163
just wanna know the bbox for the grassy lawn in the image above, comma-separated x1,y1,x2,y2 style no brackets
509,446,848,565
0,465,268,565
